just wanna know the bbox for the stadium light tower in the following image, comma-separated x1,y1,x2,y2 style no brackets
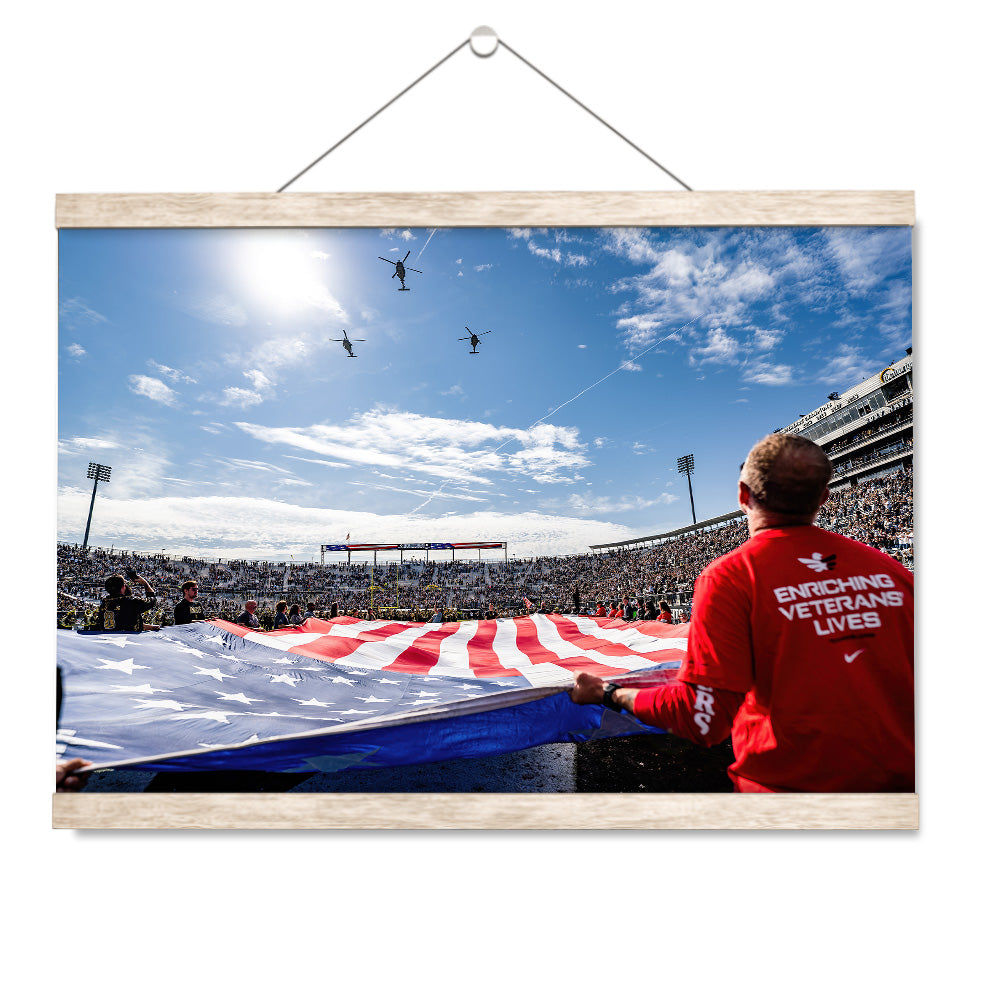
83,462,111,549
677,453,696,524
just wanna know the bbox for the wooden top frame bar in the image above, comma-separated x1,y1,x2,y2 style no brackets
55,191,915,229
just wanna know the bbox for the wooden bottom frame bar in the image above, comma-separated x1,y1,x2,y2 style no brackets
53,791,918,830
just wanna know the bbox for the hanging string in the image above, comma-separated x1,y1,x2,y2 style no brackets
496,39,692,191
278,30,692,191
277,38,471,192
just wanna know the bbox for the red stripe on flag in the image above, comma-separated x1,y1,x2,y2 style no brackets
465,619,523,678
383,623,461,674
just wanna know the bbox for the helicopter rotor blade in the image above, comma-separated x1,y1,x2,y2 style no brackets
407,268,422,274
378,257,394,265
402,250,411,263
465,327,473,334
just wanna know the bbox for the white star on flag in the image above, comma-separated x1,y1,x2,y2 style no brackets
95,657,149,675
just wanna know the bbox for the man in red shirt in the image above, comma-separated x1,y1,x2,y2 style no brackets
571,433,914,792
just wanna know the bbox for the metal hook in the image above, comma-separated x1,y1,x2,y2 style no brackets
470,25,499,58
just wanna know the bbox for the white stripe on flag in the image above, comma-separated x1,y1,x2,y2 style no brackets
316,623,440,672
494,617,578,687
428,620,477,678
571,616,688,654
532,615,670,672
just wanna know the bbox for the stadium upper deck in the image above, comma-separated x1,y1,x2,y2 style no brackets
782,349,913,489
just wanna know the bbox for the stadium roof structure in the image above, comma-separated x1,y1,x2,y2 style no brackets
321,541,508,563
590,509,744,552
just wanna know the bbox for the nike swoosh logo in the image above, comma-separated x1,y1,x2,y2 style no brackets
844,650,863,663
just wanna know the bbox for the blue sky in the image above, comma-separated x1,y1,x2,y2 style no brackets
58,225,911,560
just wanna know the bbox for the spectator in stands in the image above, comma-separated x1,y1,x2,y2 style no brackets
173,580,205,625
571,432,914,793
274,601,290,628
235,600,260,629
97,572,157,632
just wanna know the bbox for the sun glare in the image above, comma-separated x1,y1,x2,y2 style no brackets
232,232,346,320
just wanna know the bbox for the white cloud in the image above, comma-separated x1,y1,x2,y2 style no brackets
474,263,493,272
812,347,878,388
219,386,264,408
287,455,350,470
56,491,635,560
689,328,741,366
66,343,87,358
243,369,274,390
752,328,784,351
234,407,591,487
218,458,293,476
555,489,677,516
604,227,911,386
58,435,117,454
744,363,795,385
59,297,107,328
149,361,196,384
128,375,178,406
529,243,561,263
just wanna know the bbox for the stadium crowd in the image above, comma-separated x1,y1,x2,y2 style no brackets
56,467,913,629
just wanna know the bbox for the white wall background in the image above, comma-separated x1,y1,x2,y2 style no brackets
4,2,993,996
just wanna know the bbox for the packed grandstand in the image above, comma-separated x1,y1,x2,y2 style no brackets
56,353,913,630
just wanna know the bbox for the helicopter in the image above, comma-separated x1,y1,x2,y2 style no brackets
330,331,365,358
459,327,491,354
379,250,422,290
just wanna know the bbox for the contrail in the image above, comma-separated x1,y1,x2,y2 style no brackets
414,228,437,263
405,313,706,515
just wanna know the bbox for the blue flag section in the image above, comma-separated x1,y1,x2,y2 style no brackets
56,616,688,774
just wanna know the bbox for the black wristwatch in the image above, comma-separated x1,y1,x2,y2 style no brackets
602,682,622,711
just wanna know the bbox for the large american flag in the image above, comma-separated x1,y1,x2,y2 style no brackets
56,615,688,774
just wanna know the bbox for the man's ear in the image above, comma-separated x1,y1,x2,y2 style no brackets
738,480,753,510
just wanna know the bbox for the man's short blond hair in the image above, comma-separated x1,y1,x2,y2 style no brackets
741,433,832,517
